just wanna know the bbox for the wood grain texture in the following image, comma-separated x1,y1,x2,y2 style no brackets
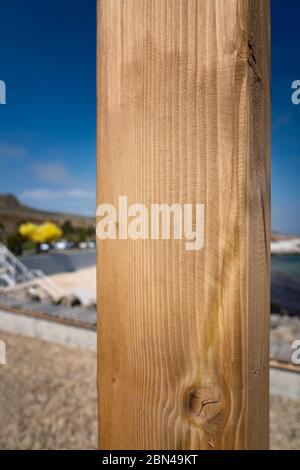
97,0,270,450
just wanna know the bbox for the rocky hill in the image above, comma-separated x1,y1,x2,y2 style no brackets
0,194,95,233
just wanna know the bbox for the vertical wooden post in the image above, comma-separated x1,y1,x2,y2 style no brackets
97,0,270,450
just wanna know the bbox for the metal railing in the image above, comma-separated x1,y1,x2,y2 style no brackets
0,243,65,300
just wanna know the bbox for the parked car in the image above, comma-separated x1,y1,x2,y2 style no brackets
53,240,68,251
38,243,50,253
78,241,88,249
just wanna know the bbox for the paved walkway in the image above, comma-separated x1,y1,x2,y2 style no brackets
20,249,96,276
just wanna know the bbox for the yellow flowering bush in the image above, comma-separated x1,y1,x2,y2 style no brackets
18,222,38,239
19,222,62,244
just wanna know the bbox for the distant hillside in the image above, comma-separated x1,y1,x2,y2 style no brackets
0,194,95,233
0,193,292,241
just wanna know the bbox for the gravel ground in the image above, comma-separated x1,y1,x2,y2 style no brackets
270,395,300,450
0,330,299,450
0,331,97,449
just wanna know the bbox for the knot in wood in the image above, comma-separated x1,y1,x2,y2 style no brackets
186,383,222,423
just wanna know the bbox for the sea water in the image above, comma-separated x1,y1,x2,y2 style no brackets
271,255,300,315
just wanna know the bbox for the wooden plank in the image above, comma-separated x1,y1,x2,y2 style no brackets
97,0,270,450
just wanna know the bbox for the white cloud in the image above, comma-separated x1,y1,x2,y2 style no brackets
29,161,75,184
21,188,94,200
20,188,95,215
0,142,28,159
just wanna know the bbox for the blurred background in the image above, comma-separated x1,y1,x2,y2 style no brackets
0,0,300,449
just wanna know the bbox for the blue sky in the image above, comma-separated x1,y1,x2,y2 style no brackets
0,1,299,234
271,0,300,234
0,0,96,215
